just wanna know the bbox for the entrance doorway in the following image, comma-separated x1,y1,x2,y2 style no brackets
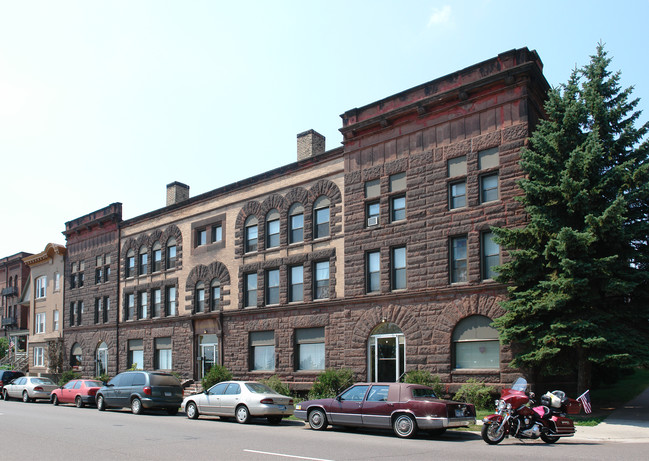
199,334,218,379
96,342,108,377
367,323,405,382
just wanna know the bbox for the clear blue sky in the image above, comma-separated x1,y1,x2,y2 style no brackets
1,0,647,257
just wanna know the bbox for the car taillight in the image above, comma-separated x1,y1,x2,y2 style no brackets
289,399,294,405
143,386,152,396
88,389,97,395
34,386,43,391
260,398,274,404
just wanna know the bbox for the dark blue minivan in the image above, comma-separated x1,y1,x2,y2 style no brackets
96,371,183,415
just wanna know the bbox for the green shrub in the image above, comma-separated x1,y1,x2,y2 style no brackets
453,378,496,410
261,375,291,396
95,373,110,384
403,370,444,397
0,337,8,360
201,364,233,391
59,370,81,387
308,368,354,400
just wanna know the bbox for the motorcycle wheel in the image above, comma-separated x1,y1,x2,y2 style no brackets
541,433,560,444
482,422,506,445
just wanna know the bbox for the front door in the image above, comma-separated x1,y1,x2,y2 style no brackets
199,335,218,379
367,323,405,382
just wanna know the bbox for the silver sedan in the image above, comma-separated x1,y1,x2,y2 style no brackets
182,381,294,424
3,376,58,402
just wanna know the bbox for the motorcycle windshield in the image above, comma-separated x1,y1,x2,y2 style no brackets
511,377,527,392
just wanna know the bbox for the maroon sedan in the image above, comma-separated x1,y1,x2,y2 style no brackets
295,382,475,438
51,379,104,408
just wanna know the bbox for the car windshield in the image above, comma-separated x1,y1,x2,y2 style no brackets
245,382,276,394
85,380,104,387
149,374,181,387
32,378,55,385
411,387,437,399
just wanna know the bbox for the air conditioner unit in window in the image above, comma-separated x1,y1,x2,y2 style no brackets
367,216,379,227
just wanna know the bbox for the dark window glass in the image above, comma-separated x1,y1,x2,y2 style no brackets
480,173,499,203
390,196,406,222
450,181,466,209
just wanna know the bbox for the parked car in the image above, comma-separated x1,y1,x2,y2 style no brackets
0,370,25,399
51,379,104,408
182,380,294,424
96,371,183,415
294,382,476,438
3,376,58,402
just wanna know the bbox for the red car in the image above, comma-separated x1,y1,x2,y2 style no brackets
295,382,476,438
51,379,104,408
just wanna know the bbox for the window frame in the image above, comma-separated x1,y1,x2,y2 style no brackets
450,236,468,284
391,246,406,291
35,312,46,334
245,272,257,308
265,269,280,306
313,196,330,239
295,327,325,371
366,250,380,293
481,231,500,280
288,203,304,244
245,217,259,253
289,265,304,303
249,331,275,371
313,260,330,300
480,173,499,204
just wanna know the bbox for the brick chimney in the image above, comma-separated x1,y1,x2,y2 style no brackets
297,130,325,161
166,181,190,206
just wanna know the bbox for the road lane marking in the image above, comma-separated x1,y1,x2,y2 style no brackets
243,449,334,461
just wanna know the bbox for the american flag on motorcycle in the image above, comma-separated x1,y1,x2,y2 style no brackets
577,390,592,414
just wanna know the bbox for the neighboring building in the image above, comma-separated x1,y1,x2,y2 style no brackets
23,244,66,376
1,252,33,363
62,48,549,390
62,203,122,378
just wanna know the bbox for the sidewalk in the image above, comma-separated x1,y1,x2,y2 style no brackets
572,386,649,443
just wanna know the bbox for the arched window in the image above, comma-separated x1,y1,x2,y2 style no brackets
139,246,148,275
210,279,221,311
166,237,177,269
70,343,83,368
313,196,330,239
195,282,205,313
96,342,108,377
245,216,258,253
126,249,135,278
266,209,280,249
152,241,162,272
288,203,304,244
452,315,499,369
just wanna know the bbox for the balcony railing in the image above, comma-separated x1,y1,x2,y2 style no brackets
1,286,18,297
1,317,17,327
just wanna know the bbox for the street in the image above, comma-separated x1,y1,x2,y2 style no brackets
1,399,647,460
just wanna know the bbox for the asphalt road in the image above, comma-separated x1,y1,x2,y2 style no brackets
1,399,647,460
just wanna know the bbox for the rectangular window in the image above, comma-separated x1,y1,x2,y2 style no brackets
266,269,279,305
76,301,83,325
128,339,144,370
289,212,304,244
78,272,84,287
211,224,222,243
69,302,75,327
250,331,275,371
211,282,220,311
103,297,110,323
127,293,135,320
267,219,280,248
451,236,468,283
70,274,76,289
153,248,162,272
482,232,500,280
155,337,172,370
447,156,467,177
139,292,148,319
53,310,59,331
54,273,60,291
94,298,101,324
96,268,103,284
246,224,258,253
366,201,380,227
314,199,330,239
166,286,177,316
314,261,330,300
365,179,380,198
296,327,325,371
245,273,257,307
196,228,207,247
34,347,44,367
480,173,499,203
97,255,104,266
449,181,466,209
478,147,499,170
36,276,47,299
127,255,135,277
104,266,110,282
196,285,205,313
153,288,162,317
166,245,177,269
390,195,406,222
35,312,46,333
366,251,381,293
391,247,406,290
289,265,303,302
139,252,148,275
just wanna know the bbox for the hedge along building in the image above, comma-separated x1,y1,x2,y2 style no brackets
64,48,549,390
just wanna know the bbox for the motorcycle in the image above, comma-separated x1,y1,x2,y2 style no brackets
482,377,581,444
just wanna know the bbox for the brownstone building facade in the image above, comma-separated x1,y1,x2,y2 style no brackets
62,48,549,390
1,252,32,360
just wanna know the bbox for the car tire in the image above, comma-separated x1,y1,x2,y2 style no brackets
131,397,143,415
52,394,59,406
75,396,84,408
393,414,417,438
22,391,31,403
167,407,179,416
307,408,328,431
3,390,10,401
186,402,199,420
267,416,282,425
235,405,250,424
97,395,106,411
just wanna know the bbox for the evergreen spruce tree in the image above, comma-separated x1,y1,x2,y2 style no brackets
494,44,649,393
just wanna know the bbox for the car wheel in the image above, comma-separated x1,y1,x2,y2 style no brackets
167,407,179,416
393,414,417,438
235,405,250,424
97,395,106,411
75,396,84,408
52,394,59,406
481,422,506,445
267,416,282,425
186,402,199,420
307,408,328,431
131,397,143,415
22,391,31,403
3,390,10,401
541,433,560,444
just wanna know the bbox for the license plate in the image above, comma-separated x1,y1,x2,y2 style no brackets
278,405,286,410
165,392,172,396
455,409,464,417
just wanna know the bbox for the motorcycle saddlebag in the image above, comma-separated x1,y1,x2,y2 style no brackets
564,398,581,415
551,416,576,435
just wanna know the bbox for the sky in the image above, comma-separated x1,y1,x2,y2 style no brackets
1,0,648,257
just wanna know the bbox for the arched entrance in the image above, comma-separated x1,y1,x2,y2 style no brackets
96,342,108,377
367,322,405,382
